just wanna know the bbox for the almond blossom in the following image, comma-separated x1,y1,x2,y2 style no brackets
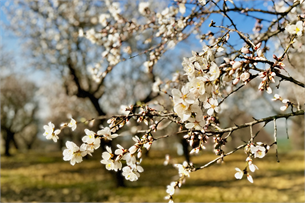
68,117,77,131
235,168,253,183
246,157,259,172
82,129,96,144
208,62,220,81
63,141,87,166
122,163,144,181
204,98,220,116
188,77,206,97
172,86,195,106
251,145,266,158
174,161,190,178
97,127,119,140
247,173,254,183
43,122,60,142
166,182,176,196
173,102,192,122
81,138,101,155
101,146,122,171
285,21,304,37
138,2,150,15
234,168,244,179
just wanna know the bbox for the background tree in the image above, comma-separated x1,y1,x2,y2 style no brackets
2,0,172,186
1,74,39,156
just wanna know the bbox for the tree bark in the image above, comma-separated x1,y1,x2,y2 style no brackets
87,92,126,187
4,130,16,156
182,138,190,163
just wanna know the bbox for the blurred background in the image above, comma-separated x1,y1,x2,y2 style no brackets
1,0,304,202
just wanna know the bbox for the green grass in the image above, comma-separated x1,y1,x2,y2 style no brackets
1,150,304,202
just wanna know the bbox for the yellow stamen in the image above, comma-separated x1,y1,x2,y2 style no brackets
180,103,186,109
296,27,300,32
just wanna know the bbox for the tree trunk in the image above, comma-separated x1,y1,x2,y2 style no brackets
4,131,16,156
88,94,126,187
182,138,190,163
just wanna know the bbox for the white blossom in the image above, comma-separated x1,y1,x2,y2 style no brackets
139,2,150,15
172,86,195,106
99,13,110,27
246,157,259,172
101,146,122,171
43,122,60,142
251,145,266,158
152,77,163,92
185,106,204,130
234,168,243,179
208,62,220,81
97,127,119,140
82,129,96,144
249,162,259,172
122,164,144,181
122,166,139,181
247,173,254,183
68,117,77,131
204,98,220,115
119,105,131,116
199,0,207,5
166,182,176,195
173,102,192,122
286,21,304,37
240,72,250,82
188,77,206,97
81,138,100,155
182,58,195,77
63,141,87,165
122,152,137,166
174,162,190,177
179,3,186,14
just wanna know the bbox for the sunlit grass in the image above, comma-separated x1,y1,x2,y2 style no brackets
1,150,304,202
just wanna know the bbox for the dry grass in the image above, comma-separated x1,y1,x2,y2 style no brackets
1,149,304,202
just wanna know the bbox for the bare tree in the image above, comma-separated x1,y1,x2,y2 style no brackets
3,0,165,186
1,75,39,156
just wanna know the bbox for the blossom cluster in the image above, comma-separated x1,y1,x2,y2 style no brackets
43,110,155,181
235,142,270,183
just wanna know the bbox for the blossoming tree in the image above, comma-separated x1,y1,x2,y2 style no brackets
4,0,304,202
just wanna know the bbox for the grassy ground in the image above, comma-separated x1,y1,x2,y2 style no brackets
1,149,304,202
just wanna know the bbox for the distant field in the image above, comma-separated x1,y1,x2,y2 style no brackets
1,149,304,202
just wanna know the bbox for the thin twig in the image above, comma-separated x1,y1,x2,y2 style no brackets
273,118,280,162
285,118,289,139
193,143,247,171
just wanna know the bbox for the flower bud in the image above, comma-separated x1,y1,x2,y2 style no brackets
280,105,288,111
137,150,142,158
266,87,272,94
254,42,262,50
129,145,138,154
240,72,250,81
257,49,263,57
232,61,243,69
225,33,230,41
223,57,230,63
229,69,235,75
233,77,240,85
241,47,250,54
